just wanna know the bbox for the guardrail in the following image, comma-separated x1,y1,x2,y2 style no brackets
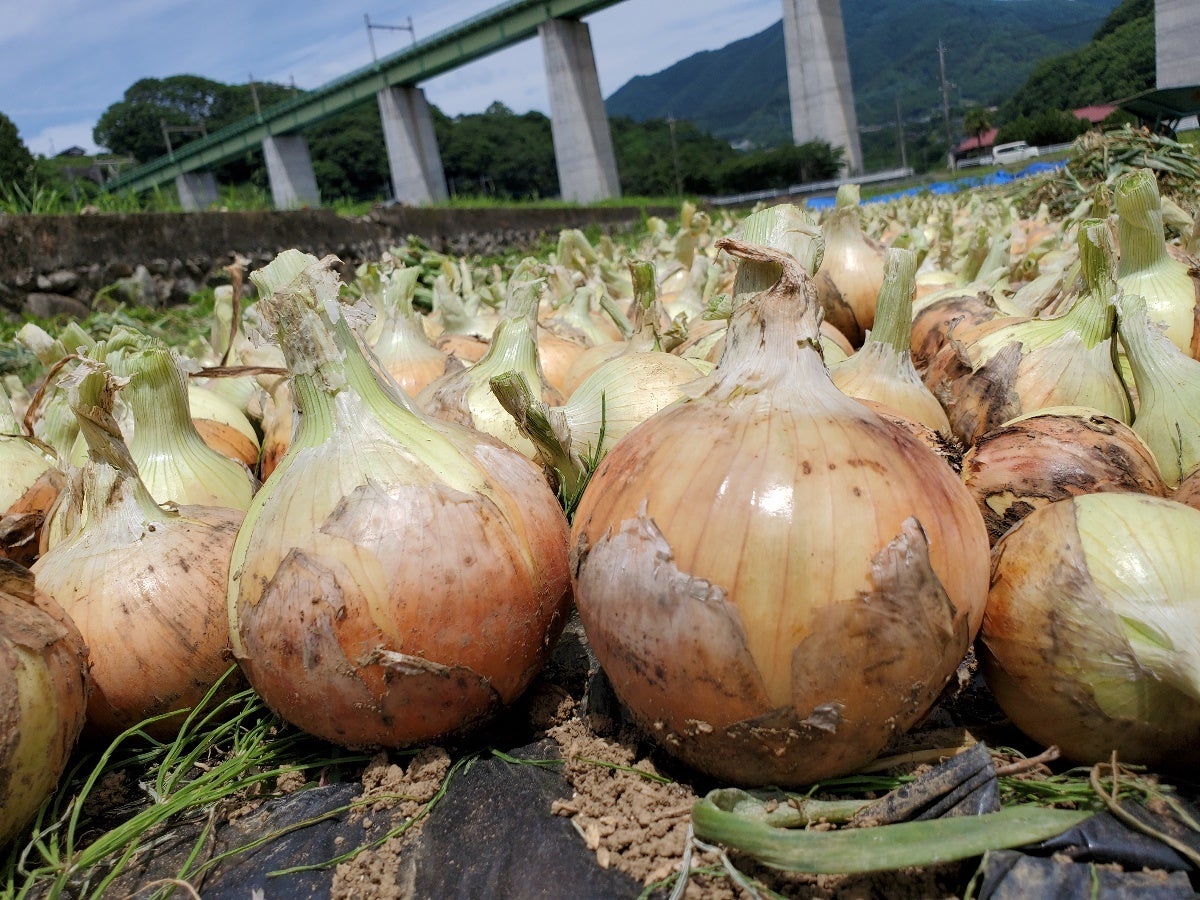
705,167,915,207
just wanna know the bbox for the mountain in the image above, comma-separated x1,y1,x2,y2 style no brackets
605,0,1123,149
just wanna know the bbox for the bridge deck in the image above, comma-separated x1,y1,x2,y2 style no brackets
104,0,624,193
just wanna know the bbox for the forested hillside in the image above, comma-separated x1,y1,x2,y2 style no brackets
605,0,1123,149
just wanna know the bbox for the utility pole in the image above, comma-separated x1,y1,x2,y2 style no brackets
894,94,908,170
365,13,416,62
667,115,683,197
937,40,954,169
248,74,263,119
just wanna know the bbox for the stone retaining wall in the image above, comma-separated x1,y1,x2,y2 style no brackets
0,205,669,319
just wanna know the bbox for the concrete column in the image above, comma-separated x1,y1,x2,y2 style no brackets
174,171,219,211
539,18,621,203
262,134,320,210
1156,0,1200,89
780,0,862,174
377,85,448,205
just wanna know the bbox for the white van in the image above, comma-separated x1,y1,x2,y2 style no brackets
992,141,1040,165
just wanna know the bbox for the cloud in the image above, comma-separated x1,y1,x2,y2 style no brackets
23,120,105,158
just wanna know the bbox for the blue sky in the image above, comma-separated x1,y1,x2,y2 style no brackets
1,0,782,157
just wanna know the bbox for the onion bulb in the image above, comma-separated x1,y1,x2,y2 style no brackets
960,407,1167,544
32,361,243,739
814,184,886,347
0,558,89,847
359,261,451,396
228,250,572,749
571,237,989,787
981,492,1200,768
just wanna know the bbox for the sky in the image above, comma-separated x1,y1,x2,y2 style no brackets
1,0,783,157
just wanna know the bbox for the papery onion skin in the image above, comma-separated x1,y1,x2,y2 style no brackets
0,559,89,848
33,503,243,739
961,408,1168,544
910,292,998,374
981,493,1200,769
571,238,989,787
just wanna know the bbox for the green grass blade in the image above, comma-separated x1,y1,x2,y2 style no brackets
692,792,1091,874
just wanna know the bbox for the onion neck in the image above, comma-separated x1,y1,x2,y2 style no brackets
867,248,918,354
71,367,171,525
711,237,832,400
1115,170,1171,278
490,372,581,498
627,260,663,354
730,204,824,301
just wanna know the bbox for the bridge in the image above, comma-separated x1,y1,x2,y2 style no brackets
104,0,1199,210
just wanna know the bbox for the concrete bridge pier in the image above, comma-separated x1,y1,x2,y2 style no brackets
1156,0,1200,88
378,85,449,205
174,172,219,212
781,0,862,174
539,17,621,203
263,135,321,209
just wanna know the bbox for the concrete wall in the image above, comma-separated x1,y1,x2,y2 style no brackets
1156,0,1200,89
0,206,671,317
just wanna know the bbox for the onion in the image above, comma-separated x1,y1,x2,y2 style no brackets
1116,291,1200,488
100,330,257,511
32,361,242,738
360,262,452,397
0,559,89,847
1113,169,1200,357
831,247,951,435
814,184,886,347
923,220,1130,446
909,291,999,373
570,237,989,787
981,492,1200,768
418,259,564,458
228,251,572,749
188,383,261,470
961,407,1167,544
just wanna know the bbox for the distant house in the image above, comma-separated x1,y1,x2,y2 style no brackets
55,146,88,158
1073,104,1118,125
954,127,999,162
954,104,1119,164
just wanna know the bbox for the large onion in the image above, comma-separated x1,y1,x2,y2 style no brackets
571,238,989,787
981,492,1200,769
0,559,89,848
961,407,1167,544
32,362,242,739
228,251,572,749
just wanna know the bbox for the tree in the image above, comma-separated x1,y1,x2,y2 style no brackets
962,107,993,152
0,111,36,191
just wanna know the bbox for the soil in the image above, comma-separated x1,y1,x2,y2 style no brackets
310,629,1021,899
22,616,1199,899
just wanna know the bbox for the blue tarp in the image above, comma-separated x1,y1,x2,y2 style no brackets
805,160,1066,209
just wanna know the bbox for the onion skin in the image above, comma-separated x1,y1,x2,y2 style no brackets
961,409,1168,544
981,493,1200,769
910,292,998,373
33,504,243,739
571,238,989,787
0,559,89,847
1173,469,1200,511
